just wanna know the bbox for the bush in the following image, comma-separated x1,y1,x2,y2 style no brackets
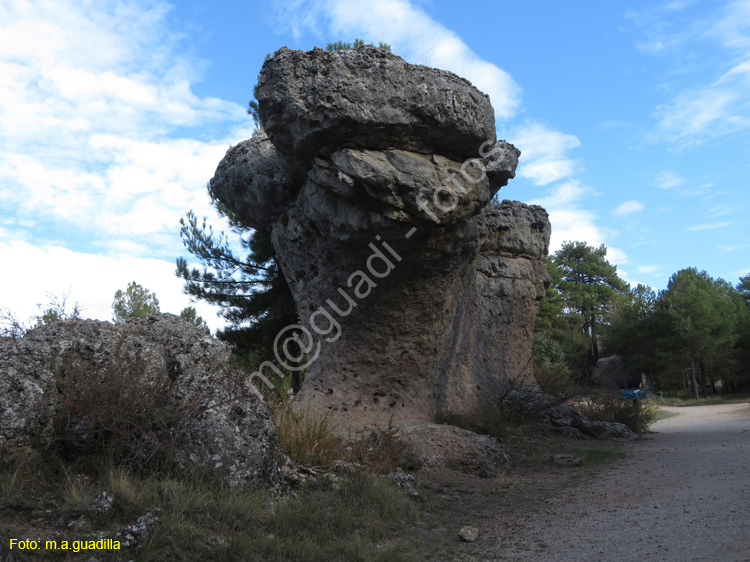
53,335,243,472
272,403,407,473
346,421,404,473
577,391,656,433
273,405,344,466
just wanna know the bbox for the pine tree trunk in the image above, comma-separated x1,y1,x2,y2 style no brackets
699,362,708,397
691,360,700,400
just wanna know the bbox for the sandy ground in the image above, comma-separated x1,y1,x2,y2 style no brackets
469,403,750,562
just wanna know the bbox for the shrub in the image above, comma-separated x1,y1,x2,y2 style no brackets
346,421,404,473
273,405,344,466
52,334,243,472
577,390,656,433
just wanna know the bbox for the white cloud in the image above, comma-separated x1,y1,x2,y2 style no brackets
653,170,685,190
637,265,661,274
0,0,250,253
707,203,740,217
633,0,750,145
509,123,581,186
0,240,225,333
271,0,522,119
544,209,622,262
613,200,645,216
606,246,629,267
528,180,594,209
655,73,750,145
688,221,731,231
0,0,253,328
719,243,750,251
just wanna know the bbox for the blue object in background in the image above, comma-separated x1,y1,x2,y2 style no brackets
621,389,647,400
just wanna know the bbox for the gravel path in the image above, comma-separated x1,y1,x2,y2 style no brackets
490,403,750,561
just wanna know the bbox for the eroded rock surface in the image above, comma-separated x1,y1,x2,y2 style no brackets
0,315,289,488
212,46,552,474
256,46,496,182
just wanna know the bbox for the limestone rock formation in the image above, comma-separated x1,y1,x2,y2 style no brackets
0,315,289,488
211,46,550,438
256,46,496,182
209,46,557,476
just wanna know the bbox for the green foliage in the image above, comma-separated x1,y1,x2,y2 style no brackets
576,391,656,433
1,459,418,562
551,242,627,373
535,242,627,381
33,292,82,328
111,281,160,323
179,306,210,335
603,269,749,395
247,52,271,134
325,38,392,52
536,243,749,396
737,274,750,305
531,332,579,398
604,284,670,385
661,269,741,394
176,203,298,374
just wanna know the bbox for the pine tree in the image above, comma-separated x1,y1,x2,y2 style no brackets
547,241,628,379
112,282,160,323
176,195,299,390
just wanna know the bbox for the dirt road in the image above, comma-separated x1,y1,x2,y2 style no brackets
479,403,750,562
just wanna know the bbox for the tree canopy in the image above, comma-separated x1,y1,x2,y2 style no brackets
112,281,160,323
176,193,298,388
540,241,628,379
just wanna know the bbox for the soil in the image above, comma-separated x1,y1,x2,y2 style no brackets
416,403,750,562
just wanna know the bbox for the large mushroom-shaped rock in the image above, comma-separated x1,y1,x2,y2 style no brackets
211,46,552,473
257,46,496,182
0,315,290,488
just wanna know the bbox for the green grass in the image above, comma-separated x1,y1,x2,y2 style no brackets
0,457,420,562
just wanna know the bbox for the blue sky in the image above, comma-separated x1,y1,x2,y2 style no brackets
1,0,749,332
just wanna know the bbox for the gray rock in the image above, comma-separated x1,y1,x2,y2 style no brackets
332,460,364,476
548,453,582,467
0,337,59,464
398,423,509,479
209,134,293,233
67,515,92,532
0,314,291,488
90,491,115,514
115,512,157,550
211,45,552,471
458,526,479,542
257,46,496,180
382,471,420,498
544,403,637,441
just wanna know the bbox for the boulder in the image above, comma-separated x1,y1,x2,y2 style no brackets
458,526,480,542
0,336,58,462
592,355,642,388
0,314,290,488
209,134,294,233
398,423,510,478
